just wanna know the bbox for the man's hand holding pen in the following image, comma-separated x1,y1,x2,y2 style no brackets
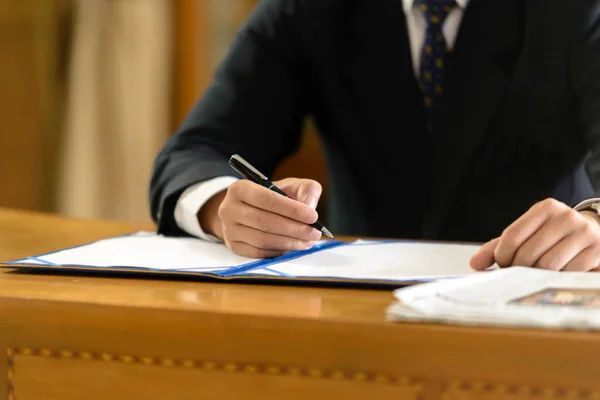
198,178,324,258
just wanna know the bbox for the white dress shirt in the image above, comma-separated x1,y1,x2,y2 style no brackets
174,0,469,239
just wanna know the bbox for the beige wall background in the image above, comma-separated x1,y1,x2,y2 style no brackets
0,0,326,224
56,0,173,222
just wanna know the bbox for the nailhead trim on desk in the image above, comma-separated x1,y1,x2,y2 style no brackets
6,347,420,400
442,380,600,400
6,347,600,400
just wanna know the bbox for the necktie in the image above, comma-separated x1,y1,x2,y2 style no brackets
415,0,457,134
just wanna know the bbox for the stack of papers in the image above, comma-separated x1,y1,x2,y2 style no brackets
387,266,600,329
1,231,482,286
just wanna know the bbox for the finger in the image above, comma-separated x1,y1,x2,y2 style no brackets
561,244,600,271
229,180,318,224
237,204,322,241
494,199,568,267
275,178,322,209
511,209,579,267
469,237,500,270
533,229,593,270
227,223,316,252
226,240,285,259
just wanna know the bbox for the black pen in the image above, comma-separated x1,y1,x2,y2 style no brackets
228,154,334,238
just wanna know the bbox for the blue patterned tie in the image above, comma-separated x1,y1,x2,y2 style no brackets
415,0,457,134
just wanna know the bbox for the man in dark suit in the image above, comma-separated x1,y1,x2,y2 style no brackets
149,0,600,271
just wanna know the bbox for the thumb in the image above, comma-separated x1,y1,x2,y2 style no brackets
274,178,322,209
469,237,500,271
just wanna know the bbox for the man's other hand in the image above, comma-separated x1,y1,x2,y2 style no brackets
470,198,600,272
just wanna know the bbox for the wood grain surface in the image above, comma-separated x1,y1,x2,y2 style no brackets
0,208,599,400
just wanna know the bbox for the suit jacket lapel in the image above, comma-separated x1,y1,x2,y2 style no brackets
338,0,423,145
422,0,525,238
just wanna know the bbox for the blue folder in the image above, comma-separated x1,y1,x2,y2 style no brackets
0,232,481,288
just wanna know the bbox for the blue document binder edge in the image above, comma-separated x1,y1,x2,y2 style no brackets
1,232,349,278
243,239,481,281
1,234,481,285
216,240,346,277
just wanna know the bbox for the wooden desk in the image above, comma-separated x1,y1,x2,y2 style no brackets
0,208,599,400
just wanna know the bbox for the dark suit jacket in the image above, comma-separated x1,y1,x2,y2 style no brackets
150,0,600,242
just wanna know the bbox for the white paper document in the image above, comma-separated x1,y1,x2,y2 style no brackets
2,232,482,284
387,266,600,329
8,232,260,272
268,240,481,281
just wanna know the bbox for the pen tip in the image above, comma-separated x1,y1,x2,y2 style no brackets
321,227,334,239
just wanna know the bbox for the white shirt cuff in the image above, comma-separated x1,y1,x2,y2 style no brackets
174,176,238,241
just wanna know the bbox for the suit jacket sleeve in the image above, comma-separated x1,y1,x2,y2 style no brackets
149,0,308,236
572,0,600,198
